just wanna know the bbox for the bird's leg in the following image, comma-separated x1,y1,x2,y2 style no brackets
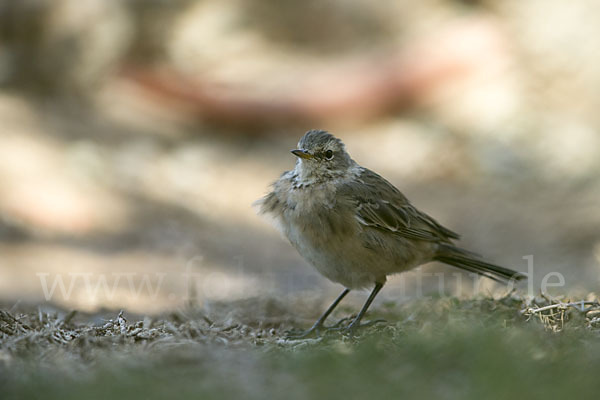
344,282,385,333
286,288,350,339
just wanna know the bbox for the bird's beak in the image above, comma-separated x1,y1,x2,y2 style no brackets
291,149,313,159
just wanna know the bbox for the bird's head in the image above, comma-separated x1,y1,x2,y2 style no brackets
291,129,353,182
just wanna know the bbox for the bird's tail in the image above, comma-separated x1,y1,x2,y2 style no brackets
434,244,526,283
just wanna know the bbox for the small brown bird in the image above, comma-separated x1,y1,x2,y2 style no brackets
258,129,524,336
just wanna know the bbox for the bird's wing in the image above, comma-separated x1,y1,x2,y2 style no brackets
340,168,460,242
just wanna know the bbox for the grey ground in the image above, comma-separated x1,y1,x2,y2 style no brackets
2,293,600,400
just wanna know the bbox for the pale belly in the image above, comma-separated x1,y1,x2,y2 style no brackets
280,215,435,289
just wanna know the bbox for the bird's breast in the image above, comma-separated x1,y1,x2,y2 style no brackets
281,184,354,239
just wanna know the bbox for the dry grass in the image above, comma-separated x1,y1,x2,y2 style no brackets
3,292,598,354
522,293,600,332
2,293,600,400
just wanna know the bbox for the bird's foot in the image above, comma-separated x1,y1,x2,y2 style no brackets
326,317,387,336
284,323,325,340
343,318,387,335
285,317,387,339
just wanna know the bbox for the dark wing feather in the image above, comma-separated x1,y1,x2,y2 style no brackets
342,168,460,243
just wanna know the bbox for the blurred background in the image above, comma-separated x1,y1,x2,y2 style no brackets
0,0,599,314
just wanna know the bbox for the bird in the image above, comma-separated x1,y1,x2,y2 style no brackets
257,129,525,336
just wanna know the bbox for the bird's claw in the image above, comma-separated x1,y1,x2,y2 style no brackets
284,324,323,339
344,318,387,334
323,317,388,335
285,317,387,339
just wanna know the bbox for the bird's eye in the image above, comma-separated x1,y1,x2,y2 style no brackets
325,150,334,160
